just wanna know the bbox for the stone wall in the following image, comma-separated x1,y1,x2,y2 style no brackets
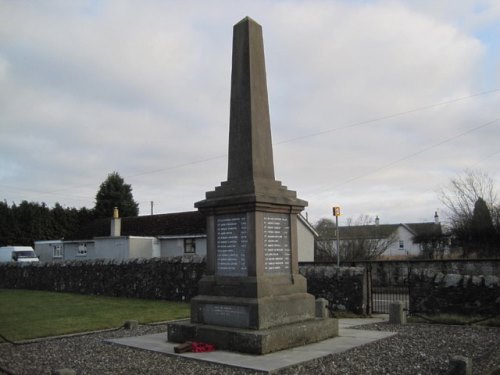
345,259,500,286
409,269,500,315
3,258,498,315
342,259,500,315
0,258,369,314
299,264,368,315
0,256,205,301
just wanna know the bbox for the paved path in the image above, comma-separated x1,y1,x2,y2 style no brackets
108,316,393,373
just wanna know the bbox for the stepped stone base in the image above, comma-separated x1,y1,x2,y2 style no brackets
190,292,316,330
167,318,339,355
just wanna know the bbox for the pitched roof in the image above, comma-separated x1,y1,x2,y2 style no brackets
66,211,206,240
66,211,322,241
406,222,444,241
337,224,399,240
405,222,442,236
336,222,442,241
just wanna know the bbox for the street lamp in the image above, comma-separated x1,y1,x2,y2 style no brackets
333,206,341,267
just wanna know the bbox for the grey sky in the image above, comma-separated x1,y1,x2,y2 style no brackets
1,1,499,226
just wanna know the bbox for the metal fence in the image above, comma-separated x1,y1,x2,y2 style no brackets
367,263,411,314
371,286,410,313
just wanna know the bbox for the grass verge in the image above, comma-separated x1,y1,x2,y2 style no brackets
0,289,190,342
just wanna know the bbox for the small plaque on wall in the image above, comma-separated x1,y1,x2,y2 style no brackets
263,213,291,274
203,304,250,328
215,214,248,276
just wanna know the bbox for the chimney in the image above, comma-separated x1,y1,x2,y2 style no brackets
375,216,380,226
434,211,439,224
111,207,121,237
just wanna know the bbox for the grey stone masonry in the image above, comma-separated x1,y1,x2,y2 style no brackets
123,320,139,330
300,264,368,314
447,356,472,375
169,17,338,354
195,16,307,209
190,17,315,331
410,268,500,315
315,298,330,318
389,301,407,324
51,369,77,375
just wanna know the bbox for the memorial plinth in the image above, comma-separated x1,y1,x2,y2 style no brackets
167,17,338,354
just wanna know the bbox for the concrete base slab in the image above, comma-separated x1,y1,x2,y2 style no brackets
107,317,395,373
168,317,338,354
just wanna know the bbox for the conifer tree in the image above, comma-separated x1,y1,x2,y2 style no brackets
94,172,139,218
471,197,497,257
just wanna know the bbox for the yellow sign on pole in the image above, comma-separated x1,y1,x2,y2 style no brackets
333,206,341,217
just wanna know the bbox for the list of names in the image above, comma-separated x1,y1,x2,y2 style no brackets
263,213,291,274
216,214,248,276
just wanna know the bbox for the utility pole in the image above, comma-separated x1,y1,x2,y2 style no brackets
333,206,341,267
150,201,154,215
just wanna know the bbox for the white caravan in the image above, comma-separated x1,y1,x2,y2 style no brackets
0,246,39,263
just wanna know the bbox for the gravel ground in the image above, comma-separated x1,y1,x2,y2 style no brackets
1,321,499,375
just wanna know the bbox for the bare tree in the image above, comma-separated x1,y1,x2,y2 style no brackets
314,215,398,261
314,218,337,261
341,215,398,261
439,169,497,225
413,227,448,259
439,169,498,256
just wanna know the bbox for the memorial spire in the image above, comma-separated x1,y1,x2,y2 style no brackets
196,16,306,208
172,17,337,355
227,16,275,185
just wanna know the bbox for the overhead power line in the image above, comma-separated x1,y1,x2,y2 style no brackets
276,88,500,145
91,88,500,188
1,88,499,203
313,117,500,193
470,148,500,168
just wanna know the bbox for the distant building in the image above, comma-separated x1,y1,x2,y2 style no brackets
35,211,317,262
316,213,445,260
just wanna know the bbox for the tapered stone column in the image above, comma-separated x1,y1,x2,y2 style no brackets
168,17,338,354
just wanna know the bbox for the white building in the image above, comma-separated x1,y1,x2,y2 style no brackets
316,214,445,260
35,211,317,262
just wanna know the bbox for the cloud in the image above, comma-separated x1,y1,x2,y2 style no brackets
0,0,498,226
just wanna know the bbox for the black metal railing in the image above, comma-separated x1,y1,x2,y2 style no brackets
371,285,410,314
367,262,411,314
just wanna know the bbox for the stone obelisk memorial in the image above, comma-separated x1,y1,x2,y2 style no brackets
168,17,338,354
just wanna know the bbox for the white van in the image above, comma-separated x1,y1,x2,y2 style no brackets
0,246,39,263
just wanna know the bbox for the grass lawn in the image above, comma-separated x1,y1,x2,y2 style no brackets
0,289,190,342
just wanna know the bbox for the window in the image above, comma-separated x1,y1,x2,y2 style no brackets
53,245,63,258
184,238,196,254
399,240,404,250
77,243,87,256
